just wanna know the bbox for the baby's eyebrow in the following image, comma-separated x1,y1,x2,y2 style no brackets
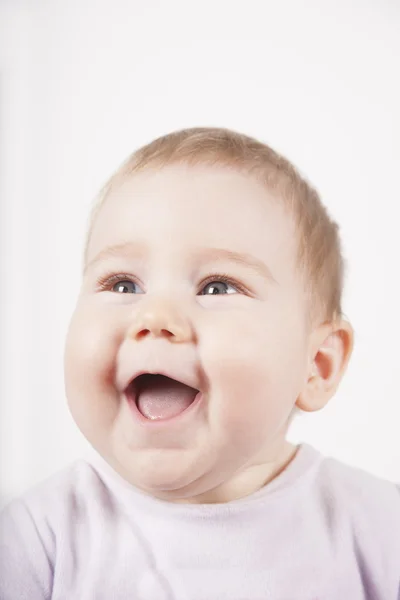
84,241,147,275
84,241,276,283
194,247,276,284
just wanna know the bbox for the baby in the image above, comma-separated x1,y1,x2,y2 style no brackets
1,127,399,599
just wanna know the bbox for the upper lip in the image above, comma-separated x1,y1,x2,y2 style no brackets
122,367,201,395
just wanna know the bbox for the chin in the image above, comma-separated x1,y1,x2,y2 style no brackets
112,449,202,494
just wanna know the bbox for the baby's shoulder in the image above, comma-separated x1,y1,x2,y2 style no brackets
1,459,108,533
315,453,400,538
318,453,400,501
0,461,132,599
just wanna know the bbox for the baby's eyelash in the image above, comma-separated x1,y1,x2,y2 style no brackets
95,272,139,291
198,273,248,294
95,272,249,294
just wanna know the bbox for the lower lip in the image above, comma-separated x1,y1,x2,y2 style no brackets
124,389,204,427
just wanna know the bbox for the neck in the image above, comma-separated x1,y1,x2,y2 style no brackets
172,439,298,505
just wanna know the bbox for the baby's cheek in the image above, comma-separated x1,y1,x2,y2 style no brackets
64,303,125,442
198,308,272,374
199,316,271,396
197,311,294,436
64,303,120,397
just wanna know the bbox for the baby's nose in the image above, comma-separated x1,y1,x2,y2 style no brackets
126,298,194,343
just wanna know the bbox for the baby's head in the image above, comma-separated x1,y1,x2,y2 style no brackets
64,127,353,503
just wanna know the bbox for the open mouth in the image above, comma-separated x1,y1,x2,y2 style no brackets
126,373,200,421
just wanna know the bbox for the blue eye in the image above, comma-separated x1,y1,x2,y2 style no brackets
199,279,238,295
111,280,141,294
97,273,244,295
96,274,144,294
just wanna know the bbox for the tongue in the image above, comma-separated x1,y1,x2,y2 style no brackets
136,375,198,420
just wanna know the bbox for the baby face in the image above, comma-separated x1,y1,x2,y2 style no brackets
64,164,311,502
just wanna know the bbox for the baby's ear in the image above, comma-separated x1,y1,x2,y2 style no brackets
296,319,354,412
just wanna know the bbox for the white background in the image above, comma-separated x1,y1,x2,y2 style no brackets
1,0,399,506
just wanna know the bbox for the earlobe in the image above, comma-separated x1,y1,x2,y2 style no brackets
296,319,354,413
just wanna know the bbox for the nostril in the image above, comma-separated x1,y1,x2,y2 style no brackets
135,328,174,340
136,329,150,340
161,329,174,338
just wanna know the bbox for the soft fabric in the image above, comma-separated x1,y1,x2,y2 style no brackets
1,443,399,599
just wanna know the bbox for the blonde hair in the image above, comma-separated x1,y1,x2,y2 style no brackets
84,127,344,325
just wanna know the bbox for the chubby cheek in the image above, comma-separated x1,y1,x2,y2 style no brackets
199,309,304,443
64,301,121,437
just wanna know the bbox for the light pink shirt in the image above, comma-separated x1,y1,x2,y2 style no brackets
1,443,400,599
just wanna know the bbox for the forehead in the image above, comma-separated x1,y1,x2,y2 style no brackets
87,164,298,276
